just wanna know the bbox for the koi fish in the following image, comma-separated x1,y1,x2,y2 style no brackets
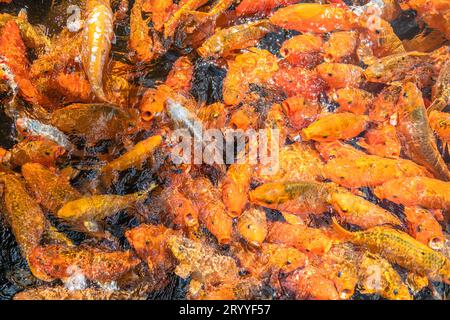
429,110,450,146
270,3,360,33
197,20,274,58
358,252,412,300
429,59,450,113
16,117,76,152
100,135,162,186
332,218,450,283
236,0,301,16
222,163,253,217
223,48,279,105
357,124,401,158
6,139,65,168
129,0,154,63
267,222,332,254
301,113,369,142
316,63,363,89
396,82,450,181
374,176,450,212
81,0,114,102
0,174,46,261
332,88,373,115
163,0,209,39
56,184,157,224
404,207,445,250
183,177,232,245
29,244,140,282
125,224,179,274
323,154,429,188
280,33,323,68
330,190,402,229
237,208,267,248
323,31,358,62
249,181,333,216
22,163,82,214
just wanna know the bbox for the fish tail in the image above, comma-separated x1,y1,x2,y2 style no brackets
331,217,353,240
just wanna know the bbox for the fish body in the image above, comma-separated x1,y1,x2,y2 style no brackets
22,163,81,214
50,103,139,145
267,222,332,254
197,20,274,58
183,177,232,245
364,51,433,83
358,252,412,300
404,207,445,250
429,59,450,113
429,110,450,145
301,113,369,142
81,0,114,101
270,3,360,33
280,33,323,68
28,244,140,282
330,190,402,229
374,176,450,212
237,208,267,248
167,99,204,143
324,154,429,188
316,63,363,89
254,143,324,183
222,163,253,217
249,181,333,216
0,20,50,106
14,286,149,300
56,184,156,223
129,0,154,63
100,135,162,186
0,174,45,261
358,124,401,158
16,117,75,152
236,0,301,16
7,139,65,168
163,0,209,39
168,235,239,284
396,82,450,181
223,48,279,105
333,219,450,283
125,224,179,274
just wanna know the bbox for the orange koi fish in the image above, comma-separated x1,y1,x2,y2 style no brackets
270,3,360,33
81,0,114,102
374,176,450,213
301,113,369,142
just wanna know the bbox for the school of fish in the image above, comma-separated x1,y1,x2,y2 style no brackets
0,0,449,300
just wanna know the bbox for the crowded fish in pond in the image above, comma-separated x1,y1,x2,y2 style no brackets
0,0,449,300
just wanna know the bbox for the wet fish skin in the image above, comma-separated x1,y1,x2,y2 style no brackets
28,244,141,282
0,174,46,261
56,184,157,223
13,285,150,300
396,82,450,181
22,162,82,214
81,0,114,102
16,117,75,152
333,219,450,284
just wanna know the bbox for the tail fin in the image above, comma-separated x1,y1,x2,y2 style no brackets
331,217,353,240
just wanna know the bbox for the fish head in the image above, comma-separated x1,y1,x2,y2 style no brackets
364,61,385,82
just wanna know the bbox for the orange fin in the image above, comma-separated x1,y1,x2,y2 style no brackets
331,217,353,240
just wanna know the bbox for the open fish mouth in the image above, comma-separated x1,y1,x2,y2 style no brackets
0,0,449,301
